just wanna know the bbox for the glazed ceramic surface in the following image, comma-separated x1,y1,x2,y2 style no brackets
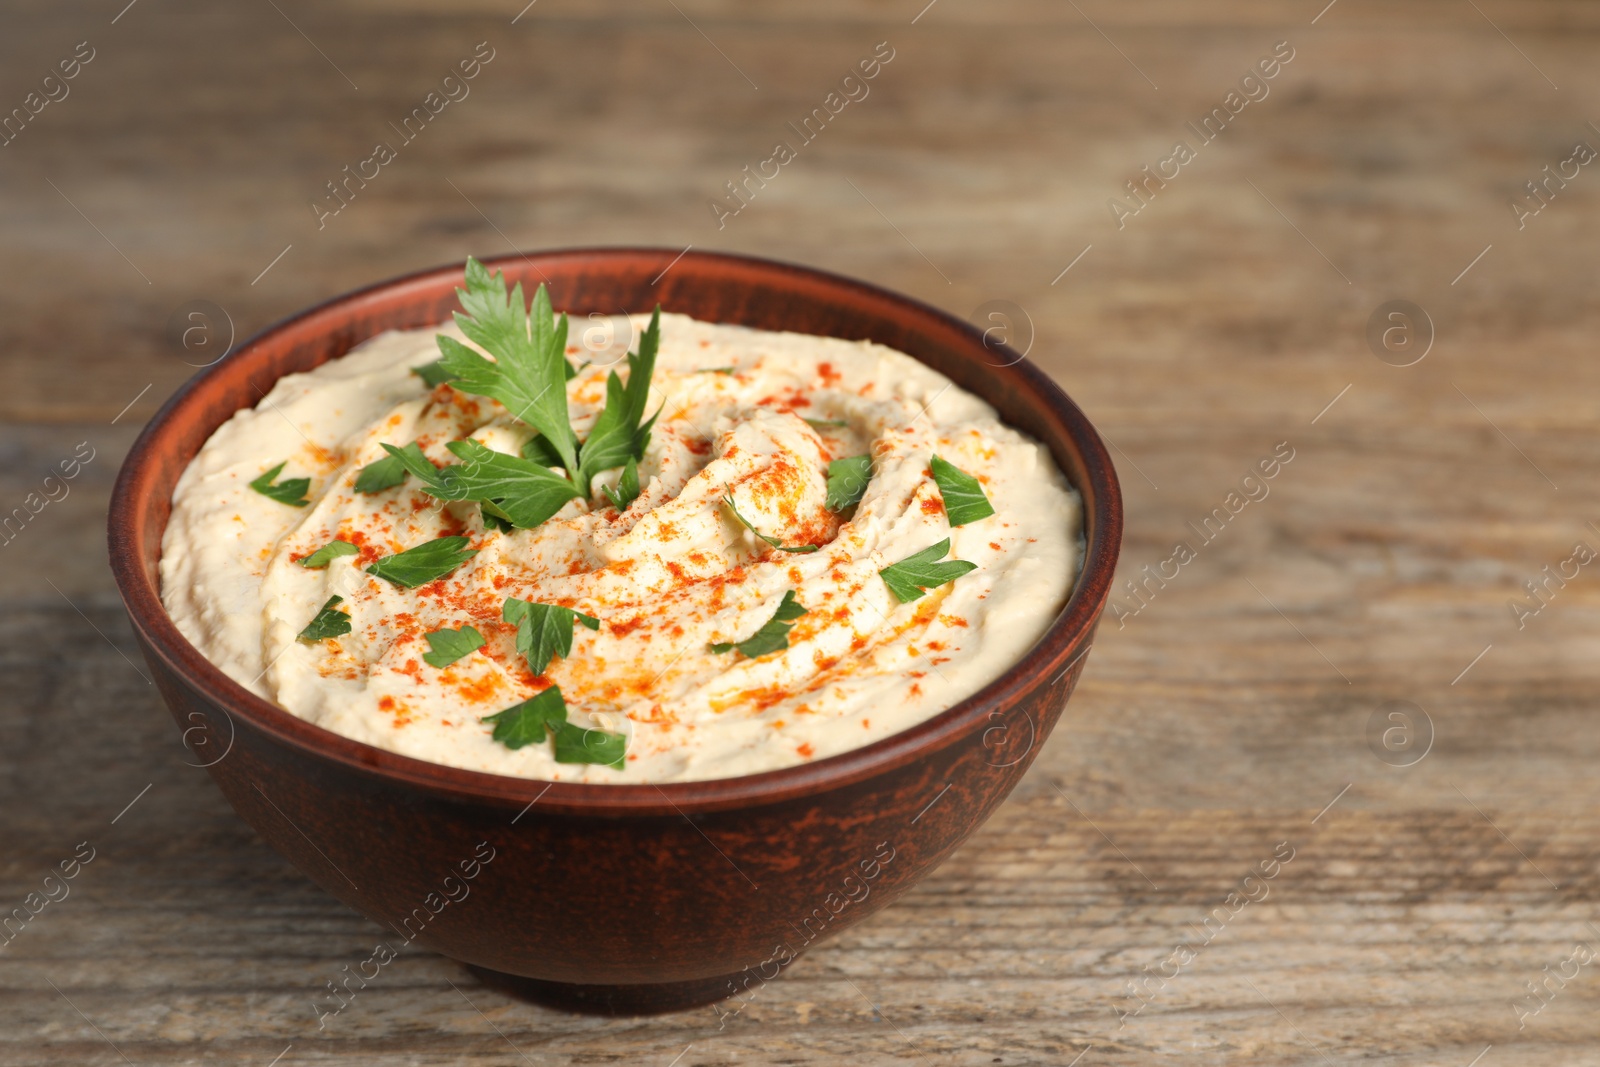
108,249,1122,1014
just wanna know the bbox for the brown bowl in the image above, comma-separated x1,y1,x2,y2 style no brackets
107,249,1122,1015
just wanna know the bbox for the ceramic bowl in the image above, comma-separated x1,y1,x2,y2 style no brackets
107,249,1121,1014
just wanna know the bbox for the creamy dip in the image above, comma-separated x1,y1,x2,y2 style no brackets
161,311,1082,783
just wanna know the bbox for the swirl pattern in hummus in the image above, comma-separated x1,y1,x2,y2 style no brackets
161,313,1082,782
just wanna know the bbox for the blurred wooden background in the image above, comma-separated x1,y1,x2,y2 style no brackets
4,0,1600,1063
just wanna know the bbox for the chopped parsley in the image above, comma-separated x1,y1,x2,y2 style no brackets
353,442,426,494
503,597,600,677
435,258,581,475
878,538,976,603
249,462,310,507
709,590,808,658
929,455,995,526
421,624,485,668
382,439,581,530
724,494,817,554
411,359,457,388
698,366,736,375
481,685,626,768
601,457,641,512
297,596,351,642
804,417,848,430
299,539,358,568
825,454,873,512
365,536,477,588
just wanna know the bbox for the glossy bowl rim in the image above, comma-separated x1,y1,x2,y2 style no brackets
108,247,1121,816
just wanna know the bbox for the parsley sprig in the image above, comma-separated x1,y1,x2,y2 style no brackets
601,457,641,512
435,259,581,475
503,597,600,677
382,439,581,530
481,685,627,768
430,258,662,501
725,495,818,554
878,539,976,603
411,359,457,388
576,307,660,494
521,433,562,468
709,590,808,658
249,462,310,507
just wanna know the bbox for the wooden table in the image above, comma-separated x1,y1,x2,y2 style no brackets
5,0,1599,1062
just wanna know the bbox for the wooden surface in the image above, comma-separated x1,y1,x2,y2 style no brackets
5,0,1600,1063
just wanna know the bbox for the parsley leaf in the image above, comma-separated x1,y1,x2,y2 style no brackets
481,685,627,767
551,720,627,768
412,359,457,388
353,442,426,494
442,439,582,527
825,455,873,512
435,257,580,475
378,440,448,492
503,597,600,677
724,494,818,554
601,457,641,511
576,307,661,494
709,590,808,658
381,439,581,530
481,686,567,749
298,596,351,641
929,455,995,526
481,505,513,533
878,538,976,603
299,539,358,568
520,432,563,468
422,624,485,668
365,536,477,588
249,462,311,507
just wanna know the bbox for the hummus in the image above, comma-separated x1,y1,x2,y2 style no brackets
161,305,1082,783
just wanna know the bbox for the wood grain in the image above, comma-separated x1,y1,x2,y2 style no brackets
4,0,1600,1062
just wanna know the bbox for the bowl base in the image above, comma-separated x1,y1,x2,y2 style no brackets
464,964,748,1016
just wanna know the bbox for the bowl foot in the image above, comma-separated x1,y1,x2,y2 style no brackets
464,964,749,1016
